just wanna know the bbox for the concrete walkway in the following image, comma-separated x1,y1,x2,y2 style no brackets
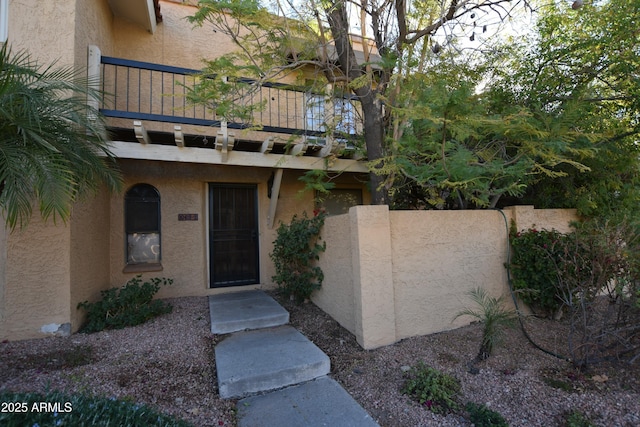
209,290,378,427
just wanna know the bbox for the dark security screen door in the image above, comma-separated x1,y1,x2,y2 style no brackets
209,184,259,287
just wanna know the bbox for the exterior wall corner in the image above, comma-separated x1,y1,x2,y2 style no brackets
349,205,396,349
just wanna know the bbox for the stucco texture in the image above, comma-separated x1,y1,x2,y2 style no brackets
390,209,509,341
108,159,329,298
313,205,579,350
1,216,71,340
313,213,355,333
69,190,112,332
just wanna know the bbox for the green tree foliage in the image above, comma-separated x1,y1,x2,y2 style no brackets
187,0,536,205
0,44,122,229
386,62,594,209
187,0,638,212
493,0,640,219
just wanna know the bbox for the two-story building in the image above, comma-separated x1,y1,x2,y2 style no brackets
0,0,370,340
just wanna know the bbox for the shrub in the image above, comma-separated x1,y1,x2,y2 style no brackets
77,275,173,333
509,226,569,317
511,219,640,368
553,220,640,368
270,211,326,303
465,402,509,427
0,390,192,426
564,410,595,427
454,287,517,362
401,362,461,414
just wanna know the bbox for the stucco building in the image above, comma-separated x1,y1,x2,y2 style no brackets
0,0,370,340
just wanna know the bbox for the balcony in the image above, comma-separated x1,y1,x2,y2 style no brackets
93,52,363,160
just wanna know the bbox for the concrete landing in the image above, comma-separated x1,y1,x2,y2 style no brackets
215,325,330,399
237,376,379,427
209,290,289,334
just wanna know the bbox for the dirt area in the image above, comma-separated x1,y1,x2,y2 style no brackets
1,294,638,426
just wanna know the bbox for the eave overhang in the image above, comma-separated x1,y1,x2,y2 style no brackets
108,0,162,34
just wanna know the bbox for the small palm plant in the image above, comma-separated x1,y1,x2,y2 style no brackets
454,287,517,362
0,44,122,229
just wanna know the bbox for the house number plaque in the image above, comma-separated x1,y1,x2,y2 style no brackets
178,214,198,221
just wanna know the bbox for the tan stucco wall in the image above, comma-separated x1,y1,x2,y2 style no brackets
110,1,238,68
74,0,116,69
313,213,356,333
1,217,71,340
108,159,347,297
390,209,510,341
1,0,120,340
9,0,114,74
505,205,578,234
314,205,579,350
69,190,112,333
7,0,76,66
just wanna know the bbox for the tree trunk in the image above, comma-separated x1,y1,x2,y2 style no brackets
325,2,389,205
358,90,389,205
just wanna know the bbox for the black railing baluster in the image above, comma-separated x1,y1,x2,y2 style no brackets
160,70,164,116
98,56,361,140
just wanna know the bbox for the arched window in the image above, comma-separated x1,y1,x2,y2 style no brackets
125,184,161,265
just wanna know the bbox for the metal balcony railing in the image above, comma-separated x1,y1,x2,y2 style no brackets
99,56,362,140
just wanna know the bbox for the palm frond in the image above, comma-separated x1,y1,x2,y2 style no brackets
0,44,122,229
454,287,517,361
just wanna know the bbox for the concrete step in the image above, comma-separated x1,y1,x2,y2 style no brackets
237,376,379,427
209,290,289,334
215,325,330,399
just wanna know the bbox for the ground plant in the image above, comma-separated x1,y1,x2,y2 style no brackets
77,276,173,333
465,402,509,427
0,390,192,427
270,212,326,303
564,410,595,427
401,362,461,415
454,287,516,362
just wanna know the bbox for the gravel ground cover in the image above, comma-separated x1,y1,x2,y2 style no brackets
1,294,638,426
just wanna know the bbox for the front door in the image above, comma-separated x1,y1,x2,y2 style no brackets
209,184,259,287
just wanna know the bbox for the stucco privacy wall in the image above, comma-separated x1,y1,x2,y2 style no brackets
313,213,356,332
390,209,511,341
314,205,578,350
505,205,578,234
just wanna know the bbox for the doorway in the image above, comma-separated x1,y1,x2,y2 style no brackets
209,184,259,287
